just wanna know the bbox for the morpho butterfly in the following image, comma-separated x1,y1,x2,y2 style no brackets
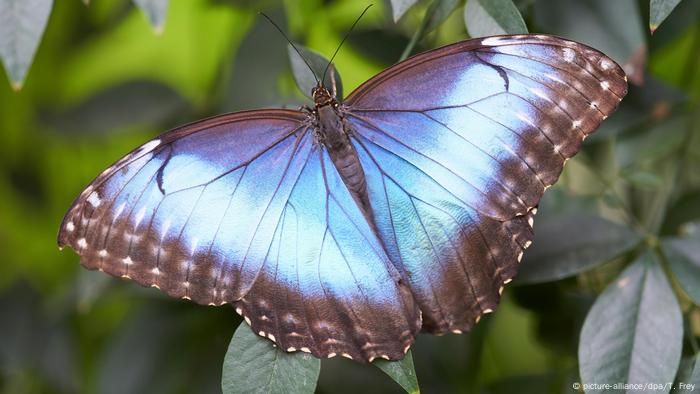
59,32,627,363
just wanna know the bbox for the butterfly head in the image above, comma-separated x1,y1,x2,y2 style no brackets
312,86,336,108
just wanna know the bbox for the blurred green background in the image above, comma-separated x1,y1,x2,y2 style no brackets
1,0,699,393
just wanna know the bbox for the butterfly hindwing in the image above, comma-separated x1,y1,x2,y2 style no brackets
343,34,627,333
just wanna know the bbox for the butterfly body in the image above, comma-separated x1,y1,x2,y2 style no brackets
312,89,375,226
59,35,627,362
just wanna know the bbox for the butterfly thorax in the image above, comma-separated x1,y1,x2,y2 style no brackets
313,87,376,229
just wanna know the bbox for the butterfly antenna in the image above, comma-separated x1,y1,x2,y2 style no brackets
321,4,373,86
259,12,321,86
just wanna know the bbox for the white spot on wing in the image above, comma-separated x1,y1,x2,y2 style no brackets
77,238,87,249
66,222,75,232
562,47,575,62
87,192,101,208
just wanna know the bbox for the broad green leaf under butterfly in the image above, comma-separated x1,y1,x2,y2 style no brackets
517,215,641,284
464,0,528,38
390,0,420,22
650,0,684,33
374,350,420,394
222,323,320,394
579,253,682,391
664,237,700,306
133,0,169,32
288,43,343,101
0,0,53,90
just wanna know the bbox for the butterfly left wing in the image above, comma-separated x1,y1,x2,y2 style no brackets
59,109,420,362
342,34,627,333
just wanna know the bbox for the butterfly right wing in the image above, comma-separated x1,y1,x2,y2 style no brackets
342,35,627,334
58,109,420,362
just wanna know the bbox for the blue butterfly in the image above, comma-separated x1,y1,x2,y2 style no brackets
59,34,627,363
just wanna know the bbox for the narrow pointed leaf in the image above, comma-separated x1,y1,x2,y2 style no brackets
0,0,53,90
287,43,343,101
664,237,700,305
222,323,320,394
391,0,420,22
400,0,461,60
650,0,683,33
425,0,461,33
517,214,641,284
464,0,528,37
374,350,420,394
132,0,169,33
579,253,682,390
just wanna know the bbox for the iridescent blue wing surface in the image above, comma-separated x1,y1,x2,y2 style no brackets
342,34,627,334
58,109,420,361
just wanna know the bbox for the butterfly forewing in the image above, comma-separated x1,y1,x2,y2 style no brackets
342,34,627,333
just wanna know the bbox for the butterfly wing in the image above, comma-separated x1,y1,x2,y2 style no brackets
58,109,420,361
342,34,627,333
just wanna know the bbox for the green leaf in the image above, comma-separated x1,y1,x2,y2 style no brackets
676,353,700,394
288,43,343,101
132,0,169,33
374,350,420,394
400,0,461,60
579,253,682,390
222,10,302,111
222,323,320,394
0,0,54,90
664,237,700,305
424,0,461,33
464,0,528,38
390,0,420,22
516,214,641,284
650,0,683,33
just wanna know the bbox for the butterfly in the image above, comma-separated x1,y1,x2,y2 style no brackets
59,34,627,363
